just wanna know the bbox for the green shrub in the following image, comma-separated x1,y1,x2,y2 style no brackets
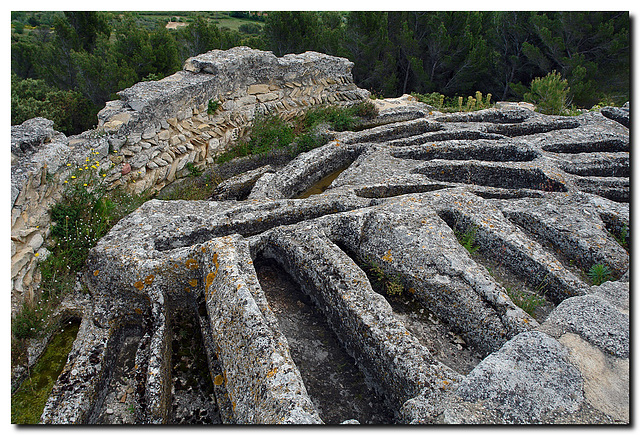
248,113,295,154
524,71,571,115
39,166,149,310
587,263,612,286
185,162,203,177
12,301,47,339
300,101,378,132
295,132,325,154
411,92,446,109
217,102,378,164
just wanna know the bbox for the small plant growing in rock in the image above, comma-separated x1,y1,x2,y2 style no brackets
207,99,221,115
613,223,629,251
466,96,476,112
506,287,545,317
185,162,203,177
455,225,480,254
385,276,404,296
367,260,404,297
475,91,483,109
587,263,612,286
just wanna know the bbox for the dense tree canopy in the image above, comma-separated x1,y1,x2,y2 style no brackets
11,11,629,135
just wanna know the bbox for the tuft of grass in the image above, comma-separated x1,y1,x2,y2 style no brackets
11,301,49,340
587,263,612,286
506,287,546,317
613,223,629,251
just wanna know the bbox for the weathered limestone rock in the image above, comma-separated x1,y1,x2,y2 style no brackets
442,331,585,424
13,50,629,425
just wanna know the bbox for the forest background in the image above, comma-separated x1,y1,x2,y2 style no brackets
11,11,630,136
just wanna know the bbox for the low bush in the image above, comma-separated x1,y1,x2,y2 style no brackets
524,71,570,115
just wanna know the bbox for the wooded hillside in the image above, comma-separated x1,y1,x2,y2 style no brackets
11,11,629,135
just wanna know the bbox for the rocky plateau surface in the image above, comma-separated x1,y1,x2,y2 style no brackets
13,49,629,425
39,98,630,424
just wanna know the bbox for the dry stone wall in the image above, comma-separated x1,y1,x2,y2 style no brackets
10,47,369,314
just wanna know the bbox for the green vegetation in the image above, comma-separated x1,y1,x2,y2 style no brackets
411,90,493,112
159,169,222,201
207,99,221,115
12,11,629,134
12,320,80,424
506,287,546,317
455,225,480,254
523,71,571,115
216,101,378,164
366,260,404,297
12,162,150,363
587,263,612,286
613,223,629,251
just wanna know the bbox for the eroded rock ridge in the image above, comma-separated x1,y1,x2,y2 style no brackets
11,48,629,424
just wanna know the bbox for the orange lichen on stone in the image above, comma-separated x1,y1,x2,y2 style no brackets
133,281,144,290
189,279,198,287
144,275,155,285
185,258,198,270
214,375,224,386
93,270,100,276
382,249,393,262
267,366,278,378
135,308,142,314
206,272,216,290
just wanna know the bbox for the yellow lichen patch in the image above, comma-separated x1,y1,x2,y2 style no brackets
214,375,224,386
135,308,142,315
205,271,217,296
382,249,393,262
189,279,198,287
184,287,191,293
93,270,100,276
133,281,144,290
185,258,198,270
267,366,278,378
407,287,416,294
144,275,155,285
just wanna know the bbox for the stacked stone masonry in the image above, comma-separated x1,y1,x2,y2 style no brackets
11,48,629,425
